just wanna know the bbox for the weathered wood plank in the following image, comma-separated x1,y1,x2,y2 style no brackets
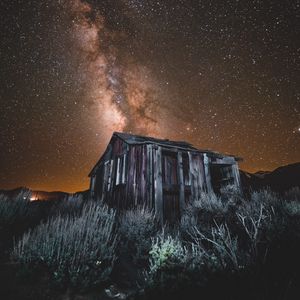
148,144,153,208
231,162,241,191
193,154,205,196
116,157,120,185
122,153,126,184
146,144,151,207
203,153,213,193
154,146,163,222
187,152,194,200
107,160,113,192
133,147,138,206
198,154,205,191
177,151,185,212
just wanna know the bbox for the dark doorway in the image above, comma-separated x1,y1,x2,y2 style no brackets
162,151,180,223
210,164,234,194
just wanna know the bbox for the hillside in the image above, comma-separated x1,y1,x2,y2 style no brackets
240,162,300,193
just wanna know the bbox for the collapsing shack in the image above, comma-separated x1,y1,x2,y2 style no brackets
89,132,241,223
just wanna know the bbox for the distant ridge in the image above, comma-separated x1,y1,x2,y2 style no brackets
240,162,300,193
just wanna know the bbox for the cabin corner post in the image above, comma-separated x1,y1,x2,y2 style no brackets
203,154,213,194
154,145,163,223
177,151,185,214
231,162,241,191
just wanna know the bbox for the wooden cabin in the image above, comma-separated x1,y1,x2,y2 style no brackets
89,132,241,223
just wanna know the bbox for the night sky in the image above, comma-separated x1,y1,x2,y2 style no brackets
0,0,299,192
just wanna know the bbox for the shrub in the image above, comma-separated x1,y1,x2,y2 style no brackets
190,222,241,271
149,232,188,274
119,206,159,263
0,189,32,228
180,191,228,238
248,189,280,212
0,188,41,257
12,201,117,290
236,202,267,258
250,190,288,241
146,231,189,288
49,194,84,218
284,201,300,217
284,187,300,202
145,229,209,295
220,184,243,205
283,188,300,220
195,191,228,213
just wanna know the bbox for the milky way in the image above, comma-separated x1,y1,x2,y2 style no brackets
0,0,299,191
67,0,169,141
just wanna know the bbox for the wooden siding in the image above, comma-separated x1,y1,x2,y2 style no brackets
188,152,206,200
153,146,163,221
90,134,242,223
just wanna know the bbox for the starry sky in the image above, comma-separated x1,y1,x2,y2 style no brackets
0,0,299,192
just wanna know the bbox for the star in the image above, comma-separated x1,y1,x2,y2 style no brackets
0,0,298,191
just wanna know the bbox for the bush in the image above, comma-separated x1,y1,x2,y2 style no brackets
49,194,84,218
0,189,32,228
284,187,300,202
195,191,228,213
0,189,43,257
248,189,281,212
12,201,117,290
119,207,159,263
220,184,244,204
284,201,300,217
283,188,300,218
236,197,268,257
190,222,241,271
149,232,188,274
146,231,190,288
180,191,229,238
145,229,210,296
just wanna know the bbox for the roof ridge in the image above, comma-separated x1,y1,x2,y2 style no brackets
113,131,194,146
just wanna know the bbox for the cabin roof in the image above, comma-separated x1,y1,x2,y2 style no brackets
89,132,242,177
113,132,199,151
113,132,241,159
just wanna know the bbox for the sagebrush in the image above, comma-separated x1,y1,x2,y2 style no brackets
13,201,117,289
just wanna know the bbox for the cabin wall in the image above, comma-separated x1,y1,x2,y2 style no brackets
188,152,206,200
90,137,241,222
151,147,207,222
91,137,128,206
126,144,149,209
206,155,242,194
153,145,163,220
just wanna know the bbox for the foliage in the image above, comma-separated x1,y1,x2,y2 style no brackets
12,201,117,290
190,222,240,271
149,232,188,274
49,193,84,218
0,189,32,228
284,200,300,217
3,186,300,298
119,206,159,263
235,191,272,258
220,184,244,204
146,231,192,289
195,191,228,213
0,188,44,257
180,190,230,238
284,187,300,202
